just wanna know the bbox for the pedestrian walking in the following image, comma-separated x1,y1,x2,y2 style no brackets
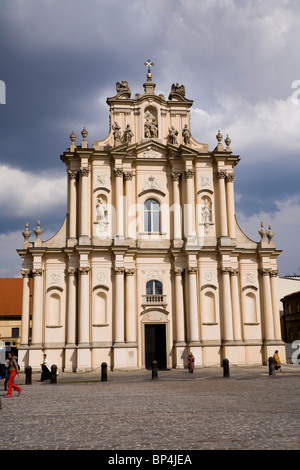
273,350,282,372
5,352,22,398
41,354,52,381
187,352,195,373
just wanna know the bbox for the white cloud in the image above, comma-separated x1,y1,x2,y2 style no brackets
0,164,66,218
191,94,300,157
0,229,55,278
236,193,300,276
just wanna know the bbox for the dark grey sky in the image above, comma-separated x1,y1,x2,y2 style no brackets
0,0,300,277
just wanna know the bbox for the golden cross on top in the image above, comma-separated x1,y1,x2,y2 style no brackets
144,59,154,73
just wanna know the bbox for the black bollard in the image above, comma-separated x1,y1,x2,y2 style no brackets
101,362,107,382
268,356,276,375
222,358,230,378
152,360,158,380
25,366,32,385
50,364,57,383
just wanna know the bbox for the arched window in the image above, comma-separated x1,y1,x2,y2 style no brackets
146,280,163,295
144,280,164,305
144,199,161,233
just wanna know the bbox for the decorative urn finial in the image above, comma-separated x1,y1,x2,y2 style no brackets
70,130,77,144
22,222,32,248
81,126,88,141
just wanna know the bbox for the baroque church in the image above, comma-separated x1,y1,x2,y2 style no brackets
17,64,285,372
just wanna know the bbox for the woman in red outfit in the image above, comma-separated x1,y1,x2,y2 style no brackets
5,352,22,398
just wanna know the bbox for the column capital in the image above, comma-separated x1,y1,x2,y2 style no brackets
68,170,78,180
67,267,77,275
259,268,271,276
21,269,31,278
32,269,43,277
125,268,135,275
184,169,194,179
187,267,197,274
80,168,89,177
79,267,90,274
173,267,184,276
225,173,234,182
124,171,133,181
114,168,123,178
216,170,226,179
114,267,125,274
171,172,182,181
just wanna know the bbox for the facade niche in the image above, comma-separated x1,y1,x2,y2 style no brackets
144,106,158,138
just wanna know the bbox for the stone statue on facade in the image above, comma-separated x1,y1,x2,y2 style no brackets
112,122,122,145
96,197,109,233
144,109,158,138
169,83,186,99
124,124,134,144
116,80,130,94
167,126,178,145
182,124,191,145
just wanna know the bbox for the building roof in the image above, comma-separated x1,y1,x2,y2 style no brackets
280,291,300,302
0,278,32,317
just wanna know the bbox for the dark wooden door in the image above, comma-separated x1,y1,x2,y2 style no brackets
145,324,166,369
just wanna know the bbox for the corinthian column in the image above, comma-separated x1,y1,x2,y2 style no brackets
114,168,124,239
230,269,242,341
79,168,89,239
66,268,77,346
216,171,228,237
172,172,182,241
187,267,199,342
260,269,275,341
174,267,185,343
220,268,234,342
114,267,125,343
125,268,136,343
270,270,282,340
20,270,31,346
184,169,195,241
68,170,78,241
31,269,43,346
78,267,90,346
225,173,236,239
124,172,134,239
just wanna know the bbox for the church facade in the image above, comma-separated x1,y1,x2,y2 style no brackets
17,68,285,372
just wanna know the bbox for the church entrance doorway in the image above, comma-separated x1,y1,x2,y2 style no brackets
145,324,166,369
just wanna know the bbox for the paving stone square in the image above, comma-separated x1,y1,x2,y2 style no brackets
1,364,299,456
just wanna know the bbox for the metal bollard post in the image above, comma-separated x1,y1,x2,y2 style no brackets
268,356,276,375
50,364,57,383
152,360,158,380
25,366,32,385
101,362,107,382
222,358,230,378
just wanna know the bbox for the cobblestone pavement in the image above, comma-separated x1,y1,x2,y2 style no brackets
0,364,299,453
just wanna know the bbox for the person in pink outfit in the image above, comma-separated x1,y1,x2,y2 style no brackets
5,352,22,398
187,352,195,373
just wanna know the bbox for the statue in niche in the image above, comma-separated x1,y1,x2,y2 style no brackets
96,197,109,233
182,124,191,145
201,199,212,233
144,109,158,138
124,124,134,144
167,126,178,145
112,122,121,145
